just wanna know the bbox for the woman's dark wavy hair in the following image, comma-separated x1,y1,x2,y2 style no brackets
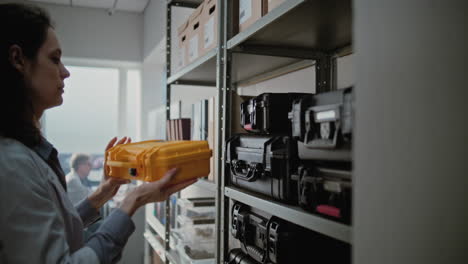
0,3,53,147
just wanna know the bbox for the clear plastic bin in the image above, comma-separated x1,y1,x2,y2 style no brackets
170,229,184,250
177,241,215,264
177,215,216,244
177,197,216,220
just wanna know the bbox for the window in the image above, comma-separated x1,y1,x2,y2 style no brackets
44,65,141,183
125,69,141,140
45,66,119,154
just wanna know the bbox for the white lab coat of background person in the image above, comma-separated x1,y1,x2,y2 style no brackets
66,154,92,206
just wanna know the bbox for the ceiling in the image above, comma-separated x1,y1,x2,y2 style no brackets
28,0,149,13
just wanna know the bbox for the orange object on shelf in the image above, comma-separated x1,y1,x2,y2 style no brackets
105,140,212,184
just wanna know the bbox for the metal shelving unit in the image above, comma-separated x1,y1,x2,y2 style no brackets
144,231,166,262
218,0,352,262
144,1,220,264
145,0,353,263
146,208,165,238
165,249,181,264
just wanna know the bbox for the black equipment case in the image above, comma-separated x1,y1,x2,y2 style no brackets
240,93,310,134
292,165,352,224
289,87,354,161
228,249,262,264
231,202,350,264
226,135,298,203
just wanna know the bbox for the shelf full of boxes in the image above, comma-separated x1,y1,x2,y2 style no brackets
144,0,221,264
144,0,353,263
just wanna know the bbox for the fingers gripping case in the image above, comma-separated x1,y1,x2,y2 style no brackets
226,135,298,203
290,87,354,161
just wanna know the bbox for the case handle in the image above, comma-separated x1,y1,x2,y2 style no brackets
304,106,341,149
245,245,266,263
316,205,341,219
231,159,263,182
106,160,137,168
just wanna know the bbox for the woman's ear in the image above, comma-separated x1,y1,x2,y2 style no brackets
8,45,26,73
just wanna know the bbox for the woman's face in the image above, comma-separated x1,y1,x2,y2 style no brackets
24,28,70,113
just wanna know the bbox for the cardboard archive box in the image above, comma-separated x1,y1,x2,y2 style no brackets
268,0,287,12
234,0,268,33
201,0,218,56
187,3,205,64
177,20,189,69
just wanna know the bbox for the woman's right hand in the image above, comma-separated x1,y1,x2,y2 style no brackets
119,168,196,216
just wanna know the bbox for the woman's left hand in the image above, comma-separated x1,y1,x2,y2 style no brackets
87,136,132,210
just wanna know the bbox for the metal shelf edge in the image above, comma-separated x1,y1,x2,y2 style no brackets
168,0,203,8
168,49,217,85
146,214,166,238
227,0,305,50
143,232,166,261
166,249,181,264
224,187,351,244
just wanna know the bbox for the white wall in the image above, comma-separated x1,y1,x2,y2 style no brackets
354,1,468,263
143,0,166,59
140,0,166,141
140,40,166,139
171,85,217,118
17,1,144,62
141,4,201,140
238,55,354,96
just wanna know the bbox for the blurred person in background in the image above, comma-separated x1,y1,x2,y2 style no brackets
66,153,104,240
66,153,93,206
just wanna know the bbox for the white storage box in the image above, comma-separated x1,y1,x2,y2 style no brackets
170,229,184,250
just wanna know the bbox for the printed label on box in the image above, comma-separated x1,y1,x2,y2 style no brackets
204,16,215,49
189,35,198,61
178,47,185,68
239,0,252,25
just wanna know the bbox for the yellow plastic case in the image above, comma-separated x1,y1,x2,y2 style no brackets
105,140,212,184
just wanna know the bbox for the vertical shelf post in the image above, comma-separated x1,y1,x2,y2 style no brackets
215,0,227,262
164,2,172,264
315,54,334,93
144,221,151,264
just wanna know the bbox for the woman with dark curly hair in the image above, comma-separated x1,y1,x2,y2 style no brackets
0,3,195,263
